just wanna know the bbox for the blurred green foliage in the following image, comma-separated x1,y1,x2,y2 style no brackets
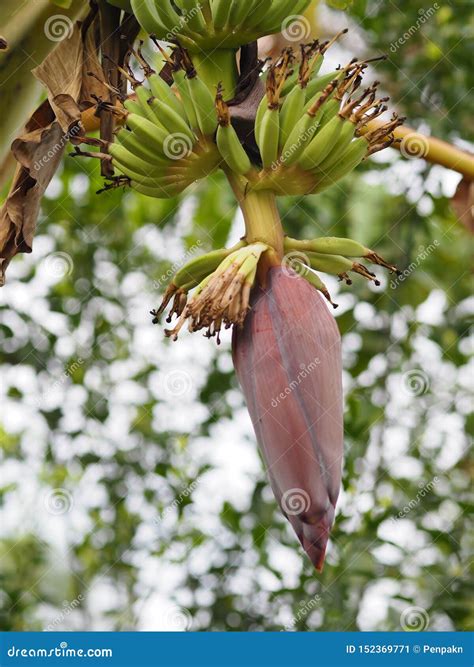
0,0,472,632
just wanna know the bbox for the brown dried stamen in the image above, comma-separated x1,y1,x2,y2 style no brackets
165,244,268,342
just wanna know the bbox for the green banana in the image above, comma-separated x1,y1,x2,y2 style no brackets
172,70,199,129
317,97,341,128
215,86,252,174
112,154,189,185
298,115,344,171
285,236,400,273
307,252,354,276
245,0,275,30
130,0,166,35
299,264,338,308
318,120,356,171
279,85,306,149
259,0,310,33
110,143,187,178
303,83,338,115
307,251,379,284
115,129,173,167
113,161,177,187
254,94,269,149
173,245,243,289
130,179,190,199
151,0,183,32
312,137,369,191
134,84,159,123
147,72,184,116
175,0,207,31
279,68,300,99
305,71,343,101
123,98,146,117
216,123,251,175
280,80,338,166
148,97,195,141
278,41,327,144
211,0,232,30
229,0,254,26
187,73,218,136
285,237,368,257
126,113,171,155
280,111,321,167
258,106,280,170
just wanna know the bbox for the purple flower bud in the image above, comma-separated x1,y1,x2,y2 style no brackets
233,267,343,571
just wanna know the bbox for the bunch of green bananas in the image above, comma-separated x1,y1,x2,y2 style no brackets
131,0,311,51
108,57,221,198
208,36,402,197
152,233,401,339
151,240,271,342
282,236,401,307
248,42,402,195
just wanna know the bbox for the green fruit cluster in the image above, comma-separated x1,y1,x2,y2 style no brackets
109,60,221,198
250,40,402,195
108,2,402,202
131,0,311,51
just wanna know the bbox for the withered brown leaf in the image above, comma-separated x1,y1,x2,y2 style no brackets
0,102,69,285
0,14,110,285
32,25,83,133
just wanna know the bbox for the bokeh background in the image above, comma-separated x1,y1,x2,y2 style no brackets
0,0,472,632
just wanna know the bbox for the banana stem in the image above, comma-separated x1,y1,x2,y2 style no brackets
225,169,284,277
191,49,238,98
364,119,474,180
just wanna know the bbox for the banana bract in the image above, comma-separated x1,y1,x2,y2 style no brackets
232,267,343,572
